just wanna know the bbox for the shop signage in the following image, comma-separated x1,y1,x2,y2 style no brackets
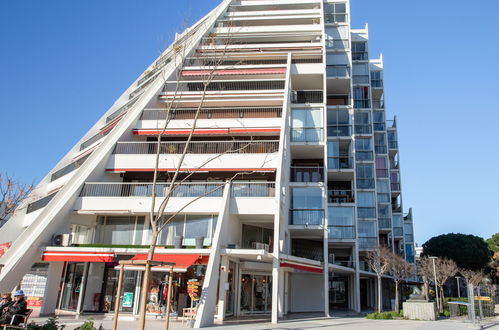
187,279,200,301
123,292,134,307
0,242,10,257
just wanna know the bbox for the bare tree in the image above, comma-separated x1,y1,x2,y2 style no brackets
434,258,458,312
417,256,434,301
390,254,415,313
366,246,392,313
0,174,33,225
460,269,485,287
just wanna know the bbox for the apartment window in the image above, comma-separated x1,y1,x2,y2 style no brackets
393,215,403,228
357,191,376,218
374,132,387,153
326,26,348,49
291,108,323,142
353,87,370,108
355,138,373,161
96,216,145,245
328,141,352,169
375,157,388,177
328,109,350,137
324,3,347,23
159,214,216,246
376,179,390,203
291,188,323,225
356,163,374,189
352,41,368,61
241,224,273,250
390,171,400,191
328,207,355,239
354,111,372,134
373,111,385,131
358,221,377,250
388,131,398,149
352,63,369,84
371,71,383,87
404,223,414,242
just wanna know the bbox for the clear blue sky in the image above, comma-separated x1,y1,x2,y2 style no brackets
1,0,498,245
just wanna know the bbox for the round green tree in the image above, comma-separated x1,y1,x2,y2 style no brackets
422,233,492,270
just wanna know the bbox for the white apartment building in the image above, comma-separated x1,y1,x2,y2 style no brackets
0,0,416,327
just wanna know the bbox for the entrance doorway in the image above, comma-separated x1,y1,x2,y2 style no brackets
329,276,349,309
100,266,139,313
240,274,272,314
60,263,85,311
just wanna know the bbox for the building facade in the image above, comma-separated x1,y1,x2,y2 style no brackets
0,0,415,326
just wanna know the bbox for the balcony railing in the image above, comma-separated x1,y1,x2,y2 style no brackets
326,39,349,50
290,209,324,226
372,100,384,109
391,183,401,191
327,156,353,170
51,154,90,182
80,129,110,151
290,167,324,183
80,182,224,198
378,218,392,229
357,179,375,189
26,192,58,214
162,80,285,93
371,80,383,88
392,204,402,213
373,123,386,131
354,124,372,134
354,99,370,109
357,207,376,219
326,66,350,78
358,237,377,250
113,141,279,155
140,107,282,120
376,169,389,177
231,182,276,197
328,189,354,203
375,145,387,154
106,98,139,123
324,13,347,24
327,125,351,137
389,141,398,149
291,90,323,104
352,52,368,61
291,128,323,143
393,227,403,237
328,226,355,239
330,260,355,268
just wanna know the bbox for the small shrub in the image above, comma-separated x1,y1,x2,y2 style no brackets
27,317,65,330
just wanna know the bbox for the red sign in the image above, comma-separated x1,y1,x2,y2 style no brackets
0,242,10,257
26,297,43,308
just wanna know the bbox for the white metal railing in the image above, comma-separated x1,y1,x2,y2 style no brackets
80,182,225,198
113,141,279,154
231,182,276,197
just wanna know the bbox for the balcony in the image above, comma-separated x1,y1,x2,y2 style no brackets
51,154,90,182
371,80,383,88
140,107,282,121
80,182,225,198
113,141,279,155
389,141,398,149
163,80,285,93
354,99,370,109
378,218,392,229
324,13,347,24
376,169,389,177
393,227,403,237
291,127,323,143
358,237,377,250
327,95,350,106
328,226,355,239
326,39,349,50
327,156,353,170
26,192,57,214
328,189,354,203
290,209,324,226
391,204,402,213
231,182,276,197
372,100,384,109
291,90,323,104
373,123,386,131
391,183,401,191
327,125,351,137
326,65,350,78
290,166,324,183
352,52,368,61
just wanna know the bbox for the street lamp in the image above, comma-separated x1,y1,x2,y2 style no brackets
429,256,440,312
455,276,461,298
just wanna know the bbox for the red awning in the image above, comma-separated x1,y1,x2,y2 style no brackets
42,251,114,262
280,262,323,273
131,254,202,271
181,68,286,77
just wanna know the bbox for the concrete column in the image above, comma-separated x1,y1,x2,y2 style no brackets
271,261,284,322
40,262,65,316
353,244,361,312
216,256,229,321
194,182,231,328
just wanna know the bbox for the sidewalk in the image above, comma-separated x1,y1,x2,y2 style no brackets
30,314,499,330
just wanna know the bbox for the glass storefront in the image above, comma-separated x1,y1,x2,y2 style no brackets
100,266,138,313
329,276,348,309
240,274,272,314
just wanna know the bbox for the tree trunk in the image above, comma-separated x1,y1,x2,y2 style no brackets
439,285,445,313
377,276,382,313
138,229,159,330
395,282,399,313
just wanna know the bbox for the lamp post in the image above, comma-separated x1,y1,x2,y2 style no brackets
455,276,461,298
429,256,440,312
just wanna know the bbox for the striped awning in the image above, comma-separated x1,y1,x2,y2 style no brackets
42,251,114,262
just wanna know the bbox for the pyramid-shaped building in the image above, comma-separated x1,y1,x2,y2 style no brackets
0,0,416,326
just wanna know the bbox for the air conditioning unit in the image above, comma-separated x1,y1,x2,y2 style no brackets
52,234,71,247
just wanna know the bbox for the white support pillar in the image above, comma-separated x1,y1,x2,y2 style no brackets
40,262,64,316
353,244,361,312
194,181,231,328
216,256,229,322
